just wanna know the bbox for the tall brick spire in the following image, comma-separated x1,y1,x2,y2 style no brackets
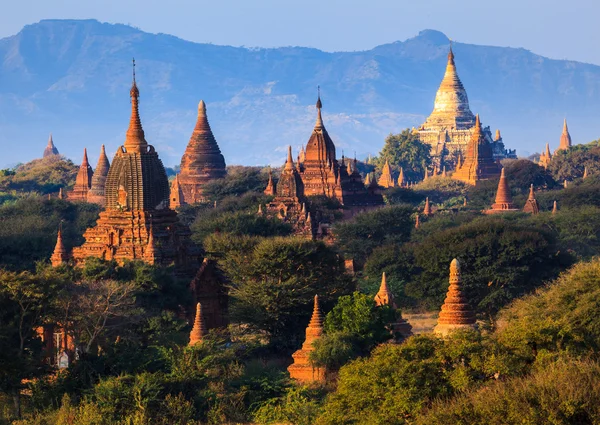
68,148,94,201
434,258,476,335
558,118,572,151
43,133,59,158
189,302,207,346
423,197,433,216
487,168,518,213
523,184,540,214
124,59,148,153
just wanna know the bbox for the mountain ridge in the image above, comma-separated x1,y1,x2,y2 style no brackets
0,19,599,168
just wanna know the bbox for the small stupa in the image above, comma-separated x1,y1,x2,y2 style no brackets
557,118,572,151
423,197,433,217
189,302,207,346
522,184,540,215
552,200,558,215
43,133,59,158
539,143,552,169
415,214,420,229
485,168,518,214
434,259,476,336
288,295,326,384
50,227,70,267
374,273,412,339
397,167,405,187
169,174,183,209
583,166,589,180
88,145,110,206
264,170,276,196
67,148,94,201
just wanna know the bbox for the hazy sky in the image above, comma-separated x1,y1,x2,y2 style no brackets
1,0,597,64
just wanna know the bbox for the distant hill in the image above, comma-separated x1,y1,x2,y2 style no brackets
1,19,600,168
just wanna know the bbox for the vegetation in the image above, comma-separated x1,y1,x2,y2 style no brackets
374,129,432,181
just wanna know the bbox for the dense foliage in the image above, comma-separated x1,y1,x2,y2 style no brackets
375,129,432,181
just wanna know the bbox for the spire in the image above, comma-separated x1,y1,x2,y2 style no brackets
487,168,518,213
284,146,295,171
51,226,70,267
523,184,540,215
434,258,476,335
463,197,467,207
257,204,263,215
377,159,395,188
308,295,324,330
583,166,588,179
315,87,324,129
189,302,207,346
88,145,111,206
68,148,94,201
423,197,433,216
58,187,65,199
82,148,89,166
398,167,405,187
442,166,447,178
552,200,558,215
364,172,371,186
264,169,276,196
144,227,158,263
43,133,59,157
564,179,568,189
374,272,395,308
415,214,420,229
169,174,183,209
558,118,572,151
495,129,501,140
124,58,148,153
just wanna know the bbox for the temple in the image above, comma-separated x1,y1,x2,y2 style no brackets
378,160,396,188
50,228,69,267
538,143,552,169
523,184,540,214
374,273,412,339
451,115,502,185
176,100,227,205
485,168,518,214
557,119,572,151
434,258,477,335
266,95,383,226
423,197,433,217
288,295,326,384
67,148,94,201
70,64,200,274
417,46,515,168
88,145,110,206
43,133,59,158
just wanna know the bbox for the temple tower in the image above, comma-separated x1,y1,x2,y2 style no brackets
539,143,552,169
378,159,395,188
189,302,207,346
71,62,200,273
452,115,501,185
423,197,433,217
169,174,183,210
50,228,70,267
434,259,476,336
43,133,59,158
88,145,110,206
288,295,326,384
264,169,276,196
486,168,518,214
68,148,94,201
374,272,413,339
523,184,540,214
178,101,227,204
557,119,572,151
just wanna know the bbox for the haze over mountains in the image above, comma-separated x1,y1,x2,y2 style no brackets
1,19,599,168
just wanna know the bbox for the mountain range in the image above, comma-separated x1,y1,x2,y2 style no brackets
1,19,600,168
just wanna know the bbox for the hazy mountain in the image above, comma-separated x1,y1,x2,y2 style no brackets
1,19,599,168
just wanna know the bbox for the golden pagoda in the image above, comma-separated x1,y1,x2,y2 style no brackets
397,167,405,187
288,295,326,384
434,258,476,336
177,101,227,205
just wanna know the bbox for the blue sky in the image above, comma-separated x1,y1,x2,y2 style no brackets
1,0,597,64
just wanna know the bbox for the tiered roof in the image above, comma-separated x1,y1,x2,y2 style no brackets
434,258,476,335
189,302,207,346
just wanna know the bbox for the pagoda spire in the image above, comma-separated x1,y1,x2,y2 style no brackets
558,118,572,151
374,272,395,308
284,146,295,171
487,168,518,213
51,226,69,267
68,148,94,201
264,169,276,195
423,197,433,216
43,133,59,158
434,258,477,335
88,145,111,206
169,174,183,209
583,166,588,179
398,167,405,187
415,214,420,229
378,159,395,188
523,184,540,214
124,58,148,153
315,87,324,129
189,302,207,346
552,200,558,215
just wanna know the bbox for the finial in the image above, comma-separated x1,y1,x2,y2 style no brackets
475,113,481,129
450,258,460,275
316,86,322,109
132,57,136,83
198,100,206,115
285,145,294,170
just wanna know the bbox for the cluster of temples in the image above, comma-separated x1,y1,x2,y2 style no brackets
417,47,516,169
539,119,573,169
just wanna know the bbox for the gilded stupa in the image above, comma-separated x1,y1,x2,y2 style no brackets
177,100,227,205
71,62,200,273
418,46,515,168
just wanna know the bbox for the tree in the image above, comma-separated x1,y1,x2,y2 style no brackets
201,166,271,200
375,129,432,181
547,142,600,182
0,155,78,195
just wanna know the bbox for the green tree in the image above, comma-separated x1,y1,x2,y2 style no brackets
375,129,432,181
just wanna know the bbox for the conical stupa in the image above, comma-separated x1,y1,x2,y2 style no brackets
374,273,412,339
486,168,518,214
434,259,476,336
378,159,395,188
189,302,207,346
423,197,433,217
43,133,59,158
68,148,94,201
523,184,540,214
557,119,572,151
50,227,70,267
88,145,110,206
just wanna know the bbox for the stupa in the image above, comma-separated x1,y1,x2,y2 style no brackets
434,258,476,335
71,62,200,273
177,101,227,205
418,46,515,167
423,197,433,217
43,133,59,158
452,114,502,185
374,273,412,339
169,174,183,209
378,160,396,188
88,145,110,206
50,227,69,267
538,143,552,169
264,170,276,196
67,148,94,201
288,295,326,384
523,184,540,214
485,168,518,214
397,167,405,187
189,302,207,346
557,119,572,151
